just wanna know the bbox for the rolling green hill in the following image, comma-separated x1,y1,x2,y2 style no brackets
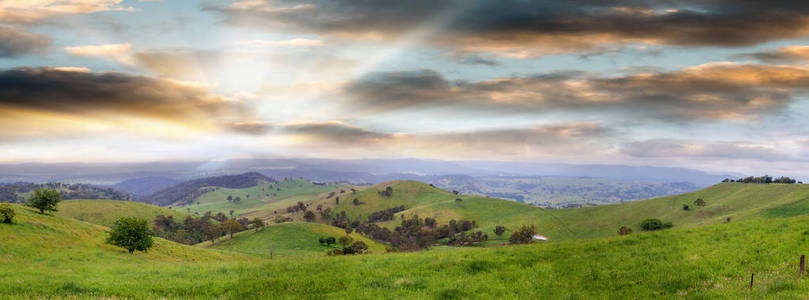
328,181,809,242
5,201,809,298
56,199,188,227
206,222,387,256
173,178,342,218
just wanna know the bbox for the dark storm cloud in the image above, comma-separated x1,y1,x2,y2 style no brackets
207,0,809,55
0,25,51,58
343,63,809,121
0,67,257,131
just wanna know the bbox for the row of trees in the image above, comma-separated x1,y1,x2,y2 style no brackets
152,212,264,245
723,175,800,184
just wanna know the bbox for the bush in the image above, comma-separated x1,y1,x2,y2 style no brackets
26,188,61,214
640,219,673,231
682,204,690,211
509,225,536,245
694,198,706,207
0,203,14,224
251,218,265,231
107,217,154,254
494,225,507,237
618,226,632,235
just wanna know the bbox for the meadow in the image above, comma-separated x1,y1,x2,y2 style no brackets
4,201,809,299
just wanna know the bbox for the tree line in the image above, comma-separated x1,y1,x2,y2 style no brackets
723,175,800,184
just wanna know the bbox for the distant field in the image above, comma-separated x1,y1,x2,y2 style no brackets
206,222,387,256
56,199,188,227
5,202,809,298
172,179,342,217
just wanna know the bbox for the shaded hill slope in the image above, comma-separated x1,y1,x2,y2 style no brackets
147,172,275,206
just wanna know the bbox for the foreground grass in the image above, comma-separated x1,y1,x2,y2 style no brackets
4,202,809,298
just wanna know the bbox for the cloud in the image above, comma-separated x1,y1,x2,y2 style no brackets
224,121,273,135
278,121,613,159
234,38,324,48
0,67,258,133
282,121,393,143
343,63,809,121
64,43,135,65
0,0,133,23
207,0,809,56
738,46,809,63
620,139,787,161
0,25,51,57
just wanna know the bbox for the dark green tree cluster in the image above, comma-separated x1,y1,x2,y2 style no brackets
494,225,507,237
152,212,250,245
448,230,488,246
378,186,394,197
366,205,406,223
509,225,536,245
724,175,798,184
640,219,673,231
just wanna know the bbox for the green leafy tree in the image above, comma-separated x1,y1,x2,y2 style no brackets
222,219,243,243
509,225,536,245
0,203,15,224
303,210,316,222
26,188,61,214
106,217,154,254
251,218,265,231
694,198,707,207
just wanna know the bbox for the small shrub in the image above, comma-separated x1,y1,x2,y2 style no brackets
0,203,14,224
694,198,706,207
618,226,632,235
682,204,690,211
494,225,507,236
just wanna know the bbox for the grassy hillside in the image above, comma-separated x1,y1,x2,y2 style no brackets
206,222,387,256
535,182,809,240
5,201,809,298
56,199,188,227
174,178,342,217
330,181,809,242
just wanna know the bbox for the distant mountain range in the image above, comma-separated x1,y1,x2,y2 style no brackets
0,158,735,207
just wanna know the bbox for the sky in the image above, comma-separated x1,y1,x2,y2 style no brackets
3,0,809,176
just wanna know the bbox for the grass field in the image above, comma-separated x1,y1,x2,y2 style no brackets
206,222,387,256
5,201,809,298
56,199,188,227
172,179,342,217
329,181,809,242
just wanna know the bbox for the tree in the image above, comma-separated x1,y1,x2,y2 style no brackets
251,218,265,231
494,225,507,237
325,237,336,245
352,198,360,205
229,210,234,218
233,197,241,204
694,198,706,207
227,195,233,201
455,198,463,203
509,225,536,245
304,210,316,222
0,203,14,224
26,188,61,214
618,226,632,235
640,219,673,231
204,223,222,245
222,219,243,243
106,217,154,254
682,204,690,211
338,235,354,248
346,241,368,254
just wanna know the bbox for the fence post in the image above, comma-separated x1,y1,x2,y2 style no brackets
750,273,754,289
801,255,806,275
